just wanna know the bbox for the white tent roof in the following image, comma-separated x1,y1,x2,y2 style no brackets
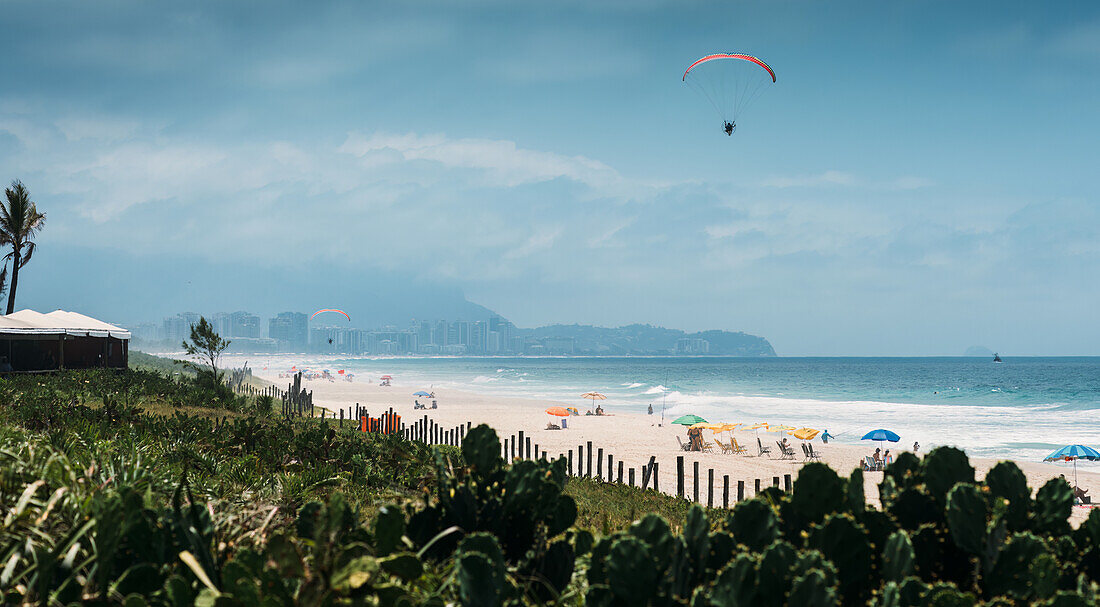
0,309,130,339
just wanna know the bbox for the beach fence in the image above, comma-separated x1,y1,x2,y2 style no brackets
228,370,317,419
268,395,791,507
496,434,793,509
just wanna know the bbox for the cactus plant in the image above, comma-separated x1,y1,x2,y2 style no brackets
882,530,915,582
1033,478,1074,537
983,461,1031,532
946,483,987,556
921,447,975,505
809,513,873,605
788,568,838,607
792,463,846,525
727,498,780,552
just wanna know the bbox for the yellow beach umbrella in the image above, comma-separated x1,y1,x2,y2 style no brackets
744,422,769,431
690,422,724,430
718,422,741,432
791,427,821,440
767,424,797,433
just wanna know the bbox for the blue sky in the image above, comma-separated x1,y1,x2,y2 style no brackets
1,0,1098,355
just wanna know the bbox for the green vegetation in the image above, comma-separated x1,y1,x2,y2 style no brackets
1,368,1099,605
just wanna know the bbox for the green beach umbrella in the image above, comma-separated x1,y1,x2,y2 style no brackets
672,414,708,426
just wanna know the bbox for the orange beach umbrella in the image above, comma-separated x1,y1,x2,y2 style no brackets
545,406,571,417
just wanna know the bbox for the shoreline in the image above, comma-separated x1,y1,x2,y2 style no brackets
232,357,1099,526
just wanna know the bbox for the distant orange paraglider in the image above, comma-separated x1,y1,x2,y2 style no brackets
311,309,351,322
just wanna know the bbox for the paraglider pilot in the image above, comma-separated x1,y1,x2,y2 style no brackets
724,121,735,136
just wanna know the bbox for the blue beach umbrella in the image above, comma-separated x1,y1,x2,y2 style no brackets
861,429,901,443
1044,444,1100,489
413,391,431,397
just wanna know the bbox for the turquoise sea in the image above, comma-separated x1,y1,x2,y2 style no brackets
260,356,1100,462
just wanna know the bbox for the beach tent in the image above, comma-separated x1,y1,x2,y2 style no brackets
0,309,130,371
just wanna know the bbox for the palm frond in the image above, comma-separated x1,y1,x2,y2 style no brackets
19,243,34,269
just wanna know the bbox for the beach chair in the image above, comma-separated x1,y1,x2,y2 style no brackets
777,441,795,460
676,436,691,451
715,438,734,454
807,443,822,460
730,437,748,454
757,438,772,457
701,440,715,453
801,443,810,459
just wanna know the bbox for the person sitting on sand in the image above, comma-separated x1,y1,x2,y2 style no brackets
595,404,605,416
1074,486,1090,504
414,400,423,410
431,400,438,409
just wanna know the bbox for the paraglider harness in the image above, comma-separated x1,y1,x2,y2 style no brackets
724,121,735,136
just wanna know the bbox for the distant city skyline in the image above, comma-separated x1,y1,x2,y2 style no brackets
2,1,1097,355
134,309,773,357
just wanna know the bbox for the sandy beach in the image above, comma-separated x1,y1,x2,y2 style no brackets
241,362,1100,526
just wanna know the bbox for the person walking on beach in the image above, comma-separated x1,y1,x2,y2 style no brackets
648,404,653,415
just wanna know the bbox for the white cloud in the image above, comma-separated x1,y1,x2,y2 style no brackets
760,170,856,188
339,131,626,190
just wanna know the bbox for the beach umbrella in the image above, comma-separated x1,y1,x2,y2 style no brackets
690,422,724,430
413,391,431,397
861,429,901,443
791,428,821,440
744,422,769,431
766,424,796,433
1044,444,1100,489
581,392,606,412
546,406,571,417
380,375,392,380
672,414,708,425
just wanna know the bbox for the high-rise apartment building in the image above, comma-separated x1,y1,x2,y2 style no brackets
269,312,308,351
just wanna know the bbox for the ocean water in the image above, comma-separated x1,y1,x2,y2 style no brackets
263,356,1100,463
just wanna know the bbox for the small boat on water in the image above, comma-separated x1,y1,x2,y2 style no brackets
993,353,1003,363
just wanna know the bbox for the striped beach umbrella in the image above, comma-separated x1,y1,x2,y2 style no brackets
1044,444,1100,489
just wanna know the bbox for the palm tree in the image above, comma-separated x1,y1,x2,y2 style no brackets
1,181,46,314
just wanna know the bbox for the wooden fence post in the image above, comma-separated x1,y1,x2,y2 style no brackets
707,468,714,508
693,461,700,503
586,441,593,478
723,475,730,508
755,479,761,495
676,456,685,498
596,448,604,480
629,468,636,487
784,474,792,492
738,480,745,502
617,460,624,484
